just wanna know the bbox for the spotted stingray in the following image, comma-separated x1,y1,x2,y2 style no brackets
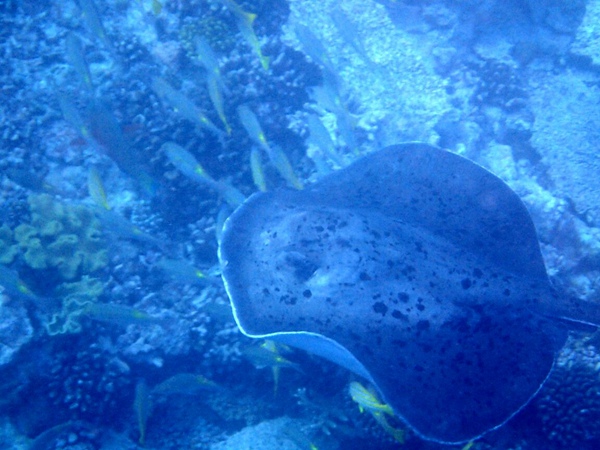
218,143,600,444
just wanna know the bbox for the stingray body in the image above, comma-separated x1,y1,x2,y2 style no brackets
218,143,599,443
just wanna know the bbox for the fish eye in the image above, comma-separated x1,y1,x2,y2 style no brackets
284,251,319,283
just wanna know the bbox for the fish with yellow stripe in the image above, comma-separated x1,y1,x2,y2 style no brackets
237,105,303,190
162,142,245,207
349,381,405,444
151,77,224,138
220,0,269,70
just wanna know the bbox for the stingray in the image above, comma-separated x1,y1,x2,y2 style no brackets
218,143,600,444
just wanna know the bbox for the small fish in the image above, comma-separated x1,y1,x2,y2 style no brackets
237,104,269,152
92,206,163,248
151,373,219,396
349,381,394,416
207,73,231,135
134,380,152,446
349,382,405,444
87,167,111,211
156,258,218,286
293,22,336,76
270,145,304,190
194,36,221,79
309,84,357,153
0,264,60,312
151,0,162,15
163,141,215,183
65,32,93,90
162,142,245,206
0,265,36,301
98,210,160,245
82,302,165,327
243,340,302,395
87,101,157,194
57,94,91,140
77,0,109,46
201,299,234,323
250,147,267,192
220,0,269,70
237,106,303,189
4,168,58,194
306,114,343,166
151,77,223,137
330,9,376,69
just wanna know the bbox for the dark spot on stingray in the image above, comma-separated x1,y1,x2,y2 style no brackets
416,303,425,312
280,295,297,305
401,265,416,276
263,288,270,295
416,320,430,331
372,301,388,316
503,288,511,296
359,272,371,281
461,278,472,289
397,292,410,303
421,343,433,353
285,252,317,282
303,289,312,298
392,310,408,320
392,339,407,347
474,316,493,333
315,225,324,232
336,238,351,248
473,268,483,278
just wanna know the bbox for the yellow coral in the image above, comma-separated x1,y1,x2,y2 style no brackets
14,194,108,280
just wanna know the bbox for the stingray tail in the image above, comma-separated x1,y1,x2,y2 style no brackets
540,295,600,333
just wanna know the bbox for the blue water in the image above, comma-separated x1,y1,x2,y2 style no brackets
0,0,599,448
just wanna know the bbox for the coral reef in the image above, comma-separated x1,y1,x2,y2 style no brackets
14,194,107,281
533,340,600,448
0,303,33,367
0,0,598,449
31,342,132,428
45,276,104,335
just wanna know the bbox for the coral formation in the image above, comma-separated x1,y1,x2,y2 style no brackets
45,276,104,335
534,341,600,447
14,194,108,280
41,344,133,425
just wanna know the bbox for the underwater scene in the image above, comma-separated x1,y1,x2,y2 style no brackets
1,0,600,449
